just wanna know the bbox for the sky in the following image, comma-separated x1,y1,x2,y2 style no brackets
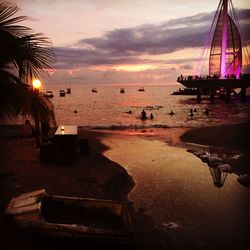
11,0,250,85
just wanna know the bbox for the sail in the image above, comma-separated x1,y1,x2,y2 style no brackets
209,11,242,77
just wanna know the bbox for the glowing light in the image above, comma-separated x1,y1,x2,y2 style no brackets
32,79,42,90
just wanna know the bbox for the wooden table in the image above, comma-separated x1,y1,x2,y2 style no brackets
54,125,78,165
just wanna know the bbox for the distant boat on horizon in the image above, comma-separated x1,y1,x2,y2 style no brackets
59,90,66,97
120,88,125,93
66,88,71,94
138,87,145,92
43,90,54,98
92,88,98,93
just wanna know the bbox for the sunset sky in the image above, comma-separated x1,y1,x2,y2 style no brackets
13,0,250,85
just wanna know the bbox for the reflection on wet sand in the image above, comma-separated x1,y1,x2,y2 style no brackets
209,167,228,188
102,132,250,250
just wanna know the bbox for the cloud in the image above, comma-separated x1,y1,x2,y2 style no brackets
180,64,193,70
54,9,250,69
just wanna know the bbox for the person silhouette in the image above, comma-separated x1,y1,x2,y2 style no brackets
20,120,34,137
190,109,194,117
204,108,209,116
141,109,147,120
170,110,175,115
150,113,154,119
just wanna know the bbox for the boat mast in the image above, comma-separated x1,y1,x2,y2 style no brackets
220,0,228,78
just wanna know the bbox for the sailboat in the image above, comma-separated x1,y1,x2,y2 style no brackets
177,0,250,103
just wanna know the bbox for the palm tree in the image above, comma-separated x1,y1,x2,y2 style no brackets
0,1,56,145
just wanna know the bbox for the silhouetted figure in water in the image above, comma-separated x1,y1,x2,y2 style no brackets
190,109,194,117
141,109,147,120
128,110,132,114
150,113,154,119
193,108,197,112
204,108,209,116
170,110,175,115
74,109,78,113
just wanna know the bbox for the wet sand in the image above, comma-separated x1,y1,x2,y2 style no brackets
101,125,250,250
0,123,249,250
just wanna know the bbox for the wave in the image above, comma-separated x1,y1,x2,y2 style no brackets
79,124,193,131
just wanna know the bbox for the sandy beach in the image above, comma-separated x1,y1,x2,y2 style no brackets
0,123,249,250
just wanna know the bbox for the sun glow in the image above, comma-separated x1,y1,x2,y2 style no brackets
89,64,158,72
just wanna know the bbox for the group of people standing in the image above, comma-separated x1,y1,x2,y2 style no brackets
140,109,154,120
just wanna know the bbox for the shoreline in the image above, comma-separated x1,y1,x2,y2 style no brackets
1,123,249,249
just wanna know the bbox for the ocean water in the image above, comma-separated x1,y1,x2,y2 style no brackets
47,84,250,128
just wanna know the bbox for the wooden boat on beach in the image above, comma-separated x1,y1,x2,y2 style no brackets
5,189,134,244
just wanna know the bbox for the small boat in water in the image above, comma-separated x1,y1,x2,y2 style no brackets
92,88,98,93
66,88,71,94
120,88,125,93
5,189,135,244
43,90,54,98
138,87,145,92
59,90,66,97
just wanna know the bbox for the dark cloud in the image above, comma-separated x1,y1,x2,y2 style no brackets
54,9,250,69
180,64,193,70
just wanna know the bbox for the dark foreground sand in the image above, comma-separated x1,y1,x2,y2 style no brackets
0,126,135,250
0,123,249,250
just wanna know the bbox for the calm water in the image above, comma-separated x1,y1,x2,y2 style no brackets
46,84,250,128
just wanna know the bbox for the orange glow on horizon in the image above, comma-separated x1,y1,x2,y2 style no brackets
113,64,156,72
90,64,157,72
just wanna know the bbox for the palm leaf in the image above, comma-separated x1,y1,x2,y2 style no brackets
0,70,56,124
0,1,29,35
0,1,56,126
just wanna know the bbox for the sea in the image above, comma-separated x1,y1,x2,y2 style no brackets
45,84,250,128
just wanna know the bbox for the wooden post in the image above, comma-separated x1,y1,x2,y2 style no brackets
210,88,215,104
197,87,201,103
34,108,40,148
241,87,246,102
226,87,230,103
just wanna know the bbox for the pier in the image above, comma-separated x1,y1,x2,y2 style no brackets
177,0,250,103
177,74,250,103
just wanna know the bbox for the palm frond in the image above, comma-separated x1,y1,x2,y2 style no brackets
15,33,55,82
0,70,56,124
0,1,29,34
0,1,56,126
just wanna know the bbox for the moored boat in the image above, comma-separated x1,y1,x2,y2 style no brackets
43,90,54,98
92,88,98,93
138,87,145,92
66,88,71,94
59,90,66,97
120,88,125,93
